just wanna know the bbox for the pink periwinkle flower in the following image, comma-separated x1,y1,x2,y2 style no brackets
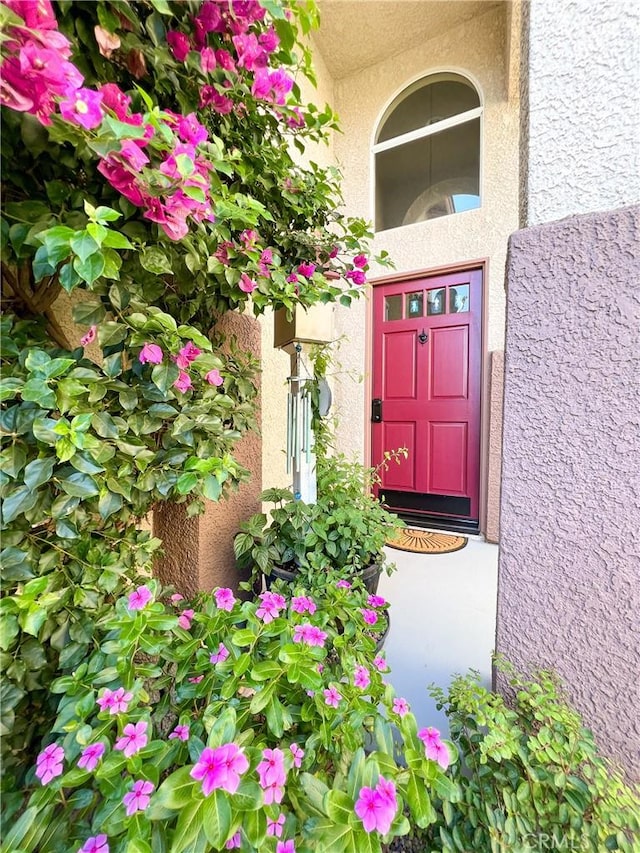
115,721,148,758
169,724,190,741
80,325,96,346
59,88,103,130
297,262,316,278
289,743,304,768
267,813,286,838
78,835,109,853
263,781,284,805
97,687,132,714
291,595,316,615
167,30,191,62
178,609,195,629
174,370,192,393
239,273,257,293
368,595,387,607
225,833,241,850
418,727,450,769
336,579,351,589
392,697,410,717
35,743,64,785
361,609,378,626
354,665,370,690
189,675,204,684
139,343,163,364
257,748,286,788
346,269,367,286
210,643,229,665
323,686,341,708
214,587,236,611
256,591,286,623
123,779,154,816
190,743,249,796
78,742,106,772
293,623,327,648
353,254,368,269
128,585,153,611
276,842,296,853
355,776,397,835
205,368,224,386
373,656,388,672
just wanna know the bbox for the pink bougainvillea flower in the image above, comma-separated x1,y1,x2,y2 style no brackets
276,841,296,853
209,643,229,665
418,727,450,769
35,743,64,784
128,585,152,611
215,49,236,72
115,721,148,758
6,0,58,28
167,30,191,62
80,325,96,346
373,655,388,672
177,113,208,145
392,697,410,717
190,743,249,796
78,742,106,772
232,33,267,71
188,675,204,684
256,591,285,623
297,261,316,278
361,609,378,625
257,748,286,788
173,370,192,393
225,833,241,850
196,1,223,34
175,341,201,368
59,88,103,129
239,273,257,293
286,107,305,129
122,779,154,816
99,83,131,119
200,47,217,73
170,593,184,603
94,25,120,58
291,595,316,615
353,254,368,269
289,743,304,768
368,594,387,607
169,724,190,741
138,343,163,364
205,369,224,386
355,776,397,834
354,665,371,689
346,269,367,286
214,587,236,611
200,85,233,114
336,579,351,589
263,781,284,805
178,609,195,629
323,686,341,708
78,835,109,853
293,623,327,648
259,27,280,53
260,248,273,265
267,814,286,838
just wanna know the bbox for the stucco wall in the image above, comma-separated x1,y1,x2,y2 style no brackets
523,0,640,226
497,205,640,780
328,3,519,469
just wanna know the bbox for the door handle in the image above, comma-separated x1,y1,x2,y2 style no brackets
371,398,383,422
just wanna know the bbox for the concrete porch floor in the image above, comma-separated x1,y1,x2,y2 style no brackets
377,532,499,735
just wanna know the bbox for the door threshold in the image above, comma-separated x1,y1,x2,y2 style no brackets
391,510,480,536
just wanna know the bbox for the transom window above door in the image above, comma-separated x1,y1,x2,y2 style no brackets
384,284,469,321
374,74,482,231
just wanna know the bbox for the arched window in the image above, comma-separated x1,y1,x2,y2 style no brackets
374,73,482,231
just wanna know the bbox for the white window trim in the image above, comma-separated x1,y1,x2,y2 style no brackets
373,106,483,154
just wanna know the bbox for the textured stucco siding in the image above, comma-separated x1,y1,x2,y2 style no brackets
485,350,504,544
328,3,519,477
524,0,640,226
497,205,640,780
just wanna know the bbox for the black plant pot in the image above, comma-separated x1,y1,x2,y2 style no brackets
266,560,383,596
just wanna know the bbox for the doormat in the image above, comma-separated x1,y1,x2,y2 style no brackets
386,528,467,554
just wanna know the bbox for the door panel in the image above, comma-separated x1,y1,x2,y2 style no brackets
371,268,482,528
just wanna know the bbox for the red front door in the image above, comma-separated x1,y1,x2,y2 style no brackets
371,268,482,530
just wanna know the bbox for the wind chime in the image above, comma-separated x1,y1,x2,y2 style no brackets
286,375,313,475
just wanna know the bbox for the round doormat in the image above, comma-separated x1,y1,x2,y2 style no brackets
386,528,468,554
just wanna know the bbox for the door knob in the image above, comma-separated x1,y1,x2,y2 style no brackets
418,329,428,345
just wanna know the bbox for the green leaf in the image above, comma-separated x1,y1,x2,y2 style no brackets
23,457,55,489
149,766,196,815
102,230,134,249
93,206,122,222
92,412,120,439
73,252,105,285
169,799,207,853
176,472,198,495
22,378,56,409
103,115,148,140
150,0,173,13
0,444,26,478
59,261,82,292
32,245,58,281
151,361,179,393
140,247,173,275
98,491,123,520
72,299,106,327
97,321,128,347
59,472,99,498
202,475,222,501
70,231,100,263
1,485,38,523
201,790,232,849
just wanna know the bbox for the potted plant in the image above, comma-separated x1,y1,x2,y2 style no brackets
234,453,405,597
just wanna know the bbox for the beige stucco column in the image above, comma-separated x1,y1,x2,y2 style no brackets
153,312,262,596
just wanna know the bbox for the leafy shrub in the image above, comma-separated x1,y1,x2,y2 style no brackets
2,578,456,853
425,661,640,853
